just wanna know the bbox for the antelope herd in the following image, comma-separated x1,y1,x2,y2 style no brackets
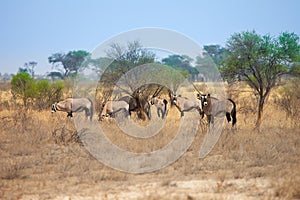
51,84,237,128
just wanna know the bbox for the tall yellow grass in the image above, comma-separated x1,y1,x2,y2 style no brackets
0,81,299,199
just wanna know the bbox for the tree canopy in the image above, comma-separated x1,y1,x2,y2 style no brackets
100,40,156,90
11,72,36,107
203,45,227,67
161,55,198,81
221,31,300,129
48,50,90,78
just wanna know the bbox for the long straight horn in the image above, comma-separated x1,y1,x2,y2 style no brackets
153,85,163,97
157,85,163,96
191,82,202,95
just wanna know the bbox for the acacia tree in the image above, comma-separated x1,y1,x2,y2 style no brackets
203,45,227,66
101,40,156,91
48,50,90,78
192,45,227,82
85,57,112,76
221,31,300,130
162,55,198,81
96,41,157,120
290,54,300,76
24,61,37,77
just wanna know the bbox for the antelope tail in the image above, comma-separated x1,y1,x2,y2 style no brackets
228,98,237,126
163,99,168,119
163,99,168,112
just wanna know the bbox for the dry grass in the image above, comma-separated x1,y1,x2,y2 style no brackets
0,82,299,199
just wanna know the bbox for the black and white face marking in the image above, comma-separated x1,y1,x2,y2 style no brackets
172,95,177,104
51,103,57,112
200,94,208,106
203,97,208,106
197,93,207,106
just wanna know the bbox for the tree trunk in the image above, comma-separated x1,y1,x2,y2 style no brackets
255,94,266,131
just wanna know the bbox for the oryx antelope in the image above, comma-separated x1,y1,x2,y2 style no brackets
172,94,202,117
136,91,151,120
119,95,139,116
119,92,151,120
198,93,237,127
51,98,94,120
151,97,168,119
150,86,168,119
99,100,130,121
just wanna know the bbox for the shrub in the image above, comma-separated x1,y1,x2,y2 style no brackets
11,73,64,110
275,78,300,127
51,80,65,103
11,72,36,108
35,79,64,110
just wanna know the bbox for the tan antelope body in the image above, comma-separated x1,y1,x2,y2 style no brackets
52,98,93,120
150,85,168,119
99,100,130,121
172,95,203,117
150,96,168,119
198,94,237,127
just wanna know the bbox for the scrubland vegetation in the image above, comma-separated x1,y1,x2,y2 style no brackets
0,30,299,199
0,77,299,199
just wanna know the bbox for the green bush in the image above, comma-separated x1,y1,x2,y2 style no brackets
49,80,64,104
35,79,64,110
11,72,36,108
11,72,64,110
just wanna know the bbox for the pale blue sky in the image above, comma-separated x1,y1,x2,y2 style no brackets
0,0,299,74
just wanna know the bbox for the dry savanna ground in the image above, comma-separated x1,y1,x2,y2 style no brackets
0,82,299,199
